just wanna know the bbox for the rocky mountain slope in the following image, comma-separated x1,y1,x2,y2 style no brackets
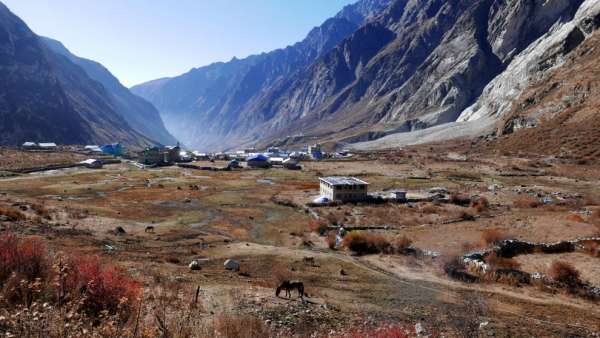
484,27,600,162
132,0,392,150
42,37,177,146
250,0,589,149
0,2,156,147
134,0,598,152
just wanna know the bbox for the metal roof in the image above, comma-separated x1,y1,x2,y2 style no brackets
319,177,368,186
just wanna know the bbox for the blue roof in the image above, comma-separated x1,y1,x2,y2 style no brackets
247,154,268,162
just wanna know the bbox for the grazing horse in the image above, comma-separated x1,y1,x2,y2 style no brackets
145,225,155,233
276,280,305,299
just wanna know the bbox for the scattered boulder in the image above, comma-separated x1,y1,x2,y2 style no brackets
189,260,201,271
224,259,240,271
114,226,126,235
339,269,347,276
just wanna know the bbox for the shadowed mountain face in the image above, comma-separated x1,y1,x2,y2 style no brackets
0,2,160,147
133,0,596,152
42,38,178,146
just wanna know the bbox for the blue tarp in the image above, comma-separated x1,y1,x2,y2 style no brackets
101,143,123,156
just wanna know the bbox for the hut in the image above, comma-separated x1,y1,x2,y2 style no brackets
247,154,271,168
80,159,103,169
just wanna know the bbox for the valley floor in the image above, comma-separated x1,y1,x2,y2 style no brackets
1,146,599,337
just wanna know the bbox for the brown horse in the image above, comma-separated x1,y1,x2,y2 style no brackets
276,280,305,299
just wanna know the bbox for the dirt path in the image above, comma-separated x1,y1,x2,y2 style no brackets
213,242,600,332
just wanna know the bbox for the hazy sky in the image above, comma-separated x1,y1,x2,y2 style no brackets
3,0,355,87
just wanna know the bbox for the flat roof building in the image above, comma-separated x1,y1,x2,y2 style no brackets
319,177,368,202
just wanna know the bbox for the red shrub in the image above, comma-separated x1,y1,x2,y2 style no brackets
548,260,580,286
0,232,48,282
67,256,141,317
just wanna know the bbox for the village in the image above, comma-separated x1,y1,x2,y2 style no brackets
1,140,600,337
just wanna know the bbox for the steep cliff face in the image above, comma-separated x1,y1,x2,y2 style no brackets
42,38,178,146
132,0,392,150
458,0,599,122
0,2,152,147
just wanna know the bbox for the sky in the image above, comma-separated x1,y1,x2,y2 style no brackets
3,0,355,87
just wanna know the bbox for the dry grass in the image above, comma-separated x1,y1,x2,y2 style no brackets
513,197,541,209
213,313,272,338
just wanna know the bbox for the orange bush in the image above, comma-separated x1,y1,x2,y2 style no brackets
343,232,412,255
393,235,413,253
565,214,585,223
548,260,580,286
343,232,392,255
470,196,489,214
480,229,510,246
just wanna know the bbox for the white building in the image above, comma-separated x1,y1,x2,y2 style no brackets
38,142,57,150
319,177,368,202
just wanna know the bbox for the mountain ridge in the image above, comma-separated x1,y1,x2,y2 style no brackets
0,1,156,147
